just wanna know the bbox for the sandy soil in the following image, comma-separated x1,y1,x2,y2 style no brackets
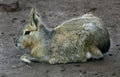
0,0,120,77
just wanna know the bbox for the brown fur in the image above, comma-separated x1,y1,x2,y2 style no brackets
16,8,110,64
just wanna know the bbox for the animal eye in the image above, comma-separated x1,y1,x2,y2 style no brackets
24,31,30,35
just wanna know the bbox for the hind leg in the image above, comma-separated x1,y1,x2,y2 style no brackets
90,45,103,59
20,54,39,63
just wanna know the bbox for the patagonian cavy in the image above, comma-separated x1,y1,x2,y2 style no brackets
15,8,110,64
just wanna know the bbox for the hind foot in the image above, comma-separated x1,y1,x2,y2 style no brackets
90,45,104,59
92,52,103,59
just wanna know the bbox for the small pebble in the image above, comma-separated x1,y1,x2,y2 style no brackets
11,65,17,68
79,70,87,74
118,48,120,50
46,70,49,73
111,73,116,76
116,44,119,46
109,53,113,56
21,20,26,23
61,68,66,72
1,33,4,34
93,72,98,75
12,18,17,20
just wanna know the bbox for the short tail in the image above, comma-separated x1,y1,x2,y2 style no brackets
98,39,110,53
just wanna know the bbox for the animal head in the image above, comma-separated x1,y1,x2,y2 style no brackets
15,8,43,49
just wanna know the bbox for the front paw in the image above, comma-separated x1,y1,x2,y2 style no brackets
49,58,56,64
20,55,31,63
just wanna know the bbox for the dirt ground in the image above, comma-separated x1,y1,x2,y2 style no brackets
0,0,120,77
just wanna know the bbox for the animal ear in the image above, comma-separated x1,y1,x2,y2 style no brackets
29,8,41,31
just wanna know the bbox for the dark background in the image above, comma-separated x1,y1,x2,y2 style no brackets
0,0,120,77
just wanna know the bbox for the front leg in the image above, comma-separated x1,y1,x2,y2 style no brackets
20,54,39,63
